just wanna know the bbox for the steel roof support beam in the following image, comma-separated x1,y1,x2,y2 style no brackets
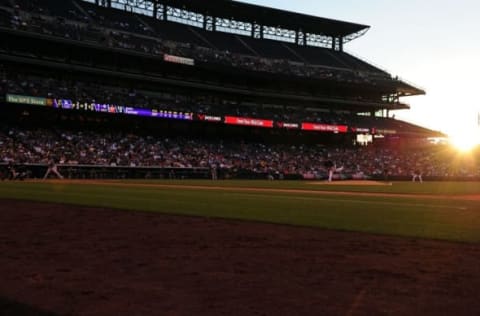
83,0,370,49
152,1,157,18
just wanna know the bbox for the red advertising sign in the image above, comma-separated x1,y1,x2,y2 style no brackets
225,116,274,128
301,123,348,133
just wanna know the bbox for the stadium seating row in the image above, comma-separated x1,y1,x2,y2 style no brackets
0,124,477,178
1,66,424,132
0,0,393,84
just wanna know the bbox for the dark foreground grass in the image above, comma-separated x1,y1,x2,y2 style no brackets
0,180,479,242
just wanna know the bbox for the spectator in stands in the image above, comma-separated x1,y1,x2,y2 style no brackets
1,123,477,179
1,3,393,84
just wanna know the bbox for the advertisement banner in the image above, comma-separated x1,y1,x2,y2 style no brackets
153,110,193,120
196,114,223,122
53,99,73,109
301,123,348,133
71,102,95,111
94,103,110,113
351,127,371,133
275,122,300,129
124,107,152,117
164,54,195,66
225,116,274,128
374,129,397,135
6,94,47,106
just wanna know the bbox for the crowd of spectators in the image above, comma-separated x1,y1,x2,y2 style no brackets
2,1,458,179
1,125,478,179
0,1,394,85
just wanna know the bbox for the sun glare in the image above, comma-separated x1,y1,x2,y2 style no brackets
449,132,480,153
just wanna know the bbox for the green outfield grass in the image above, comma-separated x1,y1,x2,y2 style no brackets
125,179,480,195
1,180,479,242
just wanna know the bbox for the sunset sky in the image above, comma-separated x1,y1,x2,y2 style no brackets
240,0,480,144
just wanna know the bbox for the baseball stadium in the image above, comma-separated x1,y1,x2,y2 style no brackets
1,0,480,315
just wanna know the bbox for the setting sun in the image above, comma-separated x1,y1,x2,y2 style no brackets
449,129,480,152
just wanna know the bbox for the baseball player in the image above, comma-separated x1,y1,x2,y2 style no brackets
6,161,17,180
43,158,64,180
325,160,344,182
412,169,423,183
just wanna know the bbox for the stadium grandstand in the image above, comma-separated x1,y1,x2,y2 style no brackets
2,0,471,181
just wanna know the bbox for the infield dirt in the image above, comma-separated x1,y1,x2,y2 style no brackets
1,199,480,316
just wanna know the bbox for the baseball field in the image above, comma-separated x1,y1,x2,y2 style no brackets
1,179,480,315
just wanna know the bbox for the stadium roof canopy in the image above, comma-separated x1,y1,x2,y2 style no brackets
158,0,370,39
